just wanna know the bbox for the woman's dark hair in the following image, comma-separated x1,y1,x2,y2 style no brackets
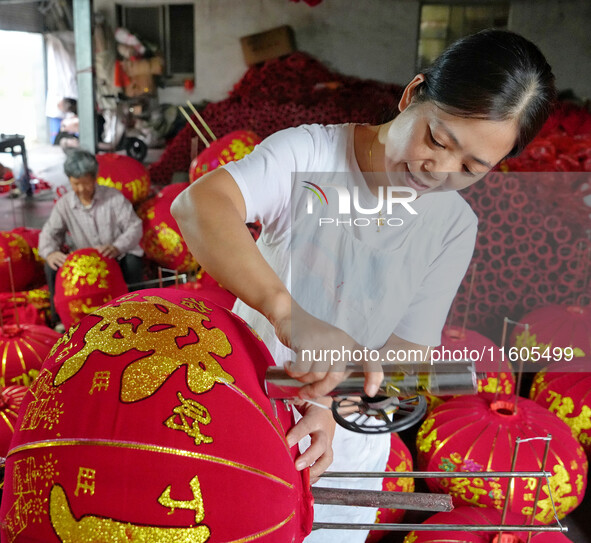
63,149,99,178
414,29,556,157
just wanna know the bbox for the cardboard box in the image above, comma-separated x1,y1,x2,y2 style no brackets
240,25,295,67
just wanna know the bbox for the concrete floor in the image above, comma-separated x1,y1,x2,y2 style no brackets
1,143,590,543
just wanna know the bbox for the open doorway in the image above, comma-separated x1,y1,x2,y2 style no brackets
0,30,46,143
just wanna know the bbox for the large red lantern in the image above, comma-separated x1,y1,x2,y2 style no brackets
96,153,151,204
0,232,36,293
189,130,261,183
0,289,313,542
54,248,128,329
402,506,573,543
0,385,28,457
416,395,587,522
366,432,415,542
511,304,591,359
140,183,199,272
0,323,61,388
530,358,591,454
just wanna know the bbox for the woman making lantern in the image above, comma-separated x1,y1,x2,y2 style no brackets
172,29,556,542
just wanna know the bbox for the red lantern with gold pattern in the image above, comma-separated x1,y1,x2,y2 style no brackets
0,289,313,542
0,232,36,293
54,248,128,329
140,183,198,272
366,432,415,542
189,130,261,183
0,323,61,389
530,358,591,454
0,385,28,457
511,304,591,359
416,395,587,522
402,506,573,543
96,153,151,205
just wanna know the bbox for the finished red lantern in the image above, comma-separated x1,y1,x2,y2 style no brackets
402,506,573,543
54,248,128,329
416,395,587,522
0,289,313,542
189,130,261,182
0,385,28,457
140,183,199,272
366,432,415,542
0,323,61,388
96,153,151,204
530,358,591,454
10,227,45,287
0,232,36,293
0,287,51,326
511,304,591,359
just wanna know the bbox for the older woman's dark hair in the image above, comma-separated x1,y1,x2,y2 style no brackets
414,29,556,157
63,149,99,178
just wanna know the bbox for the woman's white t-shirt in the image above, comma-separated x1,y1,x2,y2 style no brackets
224,123,477,365
222,123,477,542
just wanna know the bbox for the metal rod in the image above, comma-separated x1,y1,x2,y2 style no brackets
186,101,217,141
6,257,19,328
513,323,529,414
311,487,452,512
178,106,210,148
321,470,552,479
527,434,552,543
499,437,522,538
311,523,568,532
494,316,510,403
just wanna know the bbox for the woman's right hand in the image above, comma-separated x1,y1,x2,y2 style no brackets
271,298,383,399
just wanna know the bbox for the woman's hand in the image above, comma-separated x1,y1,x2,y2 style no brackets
286,399,336,484
271,299,383,399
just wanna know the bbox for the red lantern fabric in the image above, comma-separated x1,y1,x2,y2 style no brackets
366,432,414,542
0,289,313,542
172,270,237,310
416,395,588,522
402,506,573,543
0,232,36,293
139,183,199,272
54,248,128,329
0,323,61,388
0,385,28,457
96,153,151,204
511,304,591,359
530,358,591,454
189,130,261,182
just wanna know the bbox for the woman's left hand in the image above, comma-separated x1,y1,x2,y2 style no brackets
286,399,336,484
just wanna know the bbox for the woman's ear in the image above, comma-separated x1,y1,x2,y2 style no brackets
398,74,426,112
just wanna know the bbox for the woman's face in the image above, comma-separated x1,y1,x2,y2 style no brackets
382,75,519,195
